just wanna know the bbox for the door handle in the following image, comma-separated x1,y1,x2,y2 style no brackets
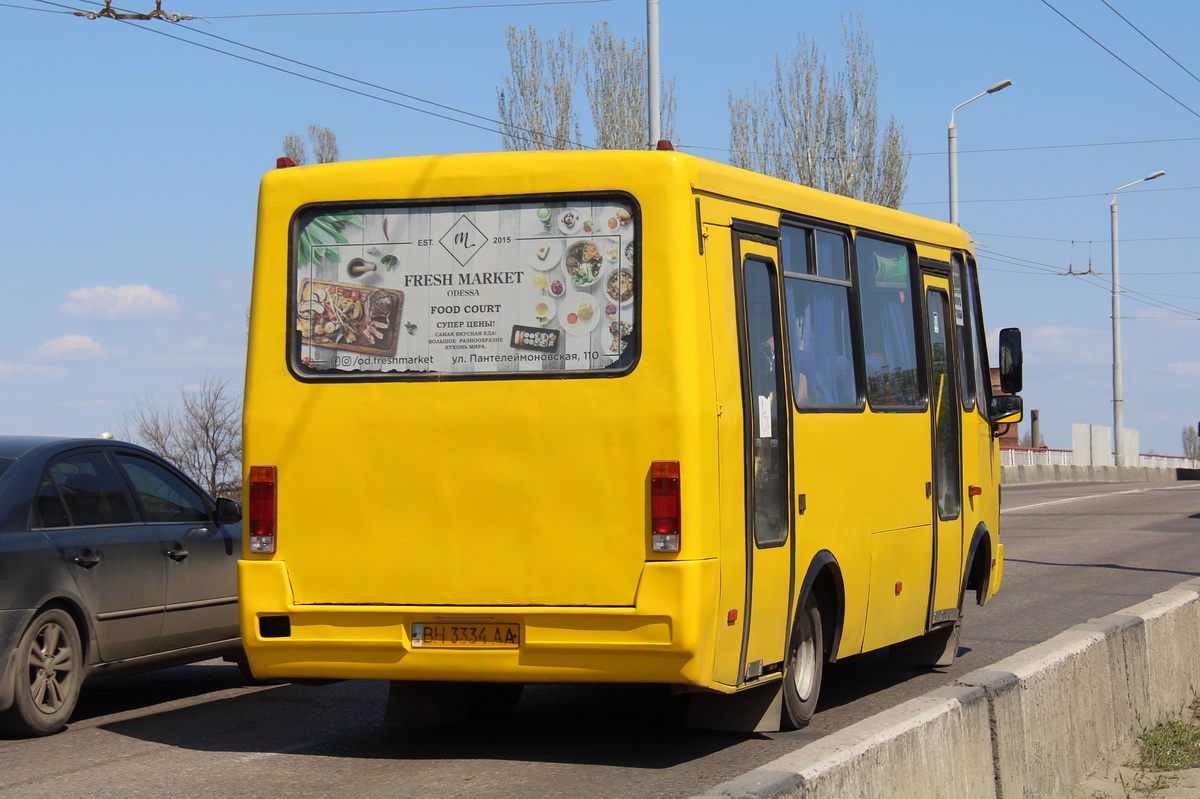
72,553,101,568
167,548,189,561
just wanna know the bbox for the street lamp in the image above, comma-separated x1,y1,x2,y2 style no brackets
948,79,1013,226
1111,169,1165,467
646,0,661,149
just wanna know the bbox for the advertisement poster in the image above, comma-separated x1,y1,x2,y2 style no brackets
293,198,638,377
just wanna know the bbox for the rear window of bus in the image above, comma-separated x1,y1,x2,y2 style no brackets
289,196,639,380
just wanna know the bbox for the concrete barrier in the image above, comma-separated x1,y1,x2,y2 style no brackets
1001,464,1182,485
696,577,1200,799
694,686,996,799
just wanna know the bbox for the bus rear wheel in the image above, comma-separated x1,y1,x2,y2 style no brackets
782,592,824,730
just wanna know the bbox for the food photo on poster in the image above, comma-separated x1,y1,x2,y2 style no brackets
292,198,638,378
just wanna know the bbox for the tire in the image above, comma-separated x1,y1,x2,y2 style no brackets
0,608,84,737
782,592,824,730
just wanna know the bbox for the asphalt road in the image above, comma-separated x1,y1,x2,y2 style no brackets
2,480,1198,799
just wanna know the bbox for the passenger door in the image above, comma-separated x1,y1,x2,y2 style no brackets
735,231,793,682
36,449,166,661
923,281,964,621
956,254,1002,602
114,452,240,652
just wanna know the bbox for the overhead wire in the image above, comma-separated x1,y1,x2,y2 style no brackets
16,2,1200,163
1099,0,1200,86
29,0,589,150
902,185,1199,209
13,2,1200,313
1039,0,1200,121
198,1,615,20
0,2,66,11
979,248,1200,319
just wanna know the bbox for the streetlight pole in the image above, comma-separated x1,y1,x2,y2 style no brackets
646,0,661,149
1110,170,1165,467
948,79,1012,226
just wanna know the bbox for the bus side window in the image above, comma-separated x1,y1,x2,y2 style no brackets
951,253,978,412
782,226,857,409
786,279,857,408
855,236,921,408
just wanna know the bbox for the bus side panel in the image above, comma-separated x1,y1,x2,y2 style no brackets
794,410,933,658
791,412,870,657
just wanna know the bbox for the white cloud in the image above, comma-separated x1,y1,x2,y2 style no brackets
39,334,107,359
1022,325,1109,366
0,360,66,379
1167,362,1200,375
60,285,179,319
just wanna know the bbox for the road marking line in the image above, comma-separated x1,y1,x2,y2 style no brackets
1003,483,1200,513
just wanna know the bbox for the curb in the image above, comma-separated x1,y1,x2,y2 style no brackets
696,577,1200,799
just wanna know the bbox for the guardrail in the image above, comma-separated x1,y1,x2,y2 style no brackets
1001,447,1200,469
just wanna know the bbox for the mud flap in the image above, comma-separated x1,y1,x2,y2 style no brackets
889,622,960,668
685,681,784,732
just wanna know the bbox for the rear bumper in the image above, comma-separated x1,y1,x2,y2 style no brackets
239,559,720,688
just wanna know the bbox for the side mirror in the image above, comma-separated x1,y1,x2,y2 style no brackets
215,496,243,524
999,327,1023,395
989,394,1024,425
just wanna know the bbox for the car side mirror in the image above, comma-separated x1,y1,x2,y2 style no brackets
989,394,1024,426
999,327,1023,395
215,497,242,524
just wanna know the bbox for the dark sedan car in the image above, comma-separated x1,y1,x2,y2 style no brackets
0,436,243,736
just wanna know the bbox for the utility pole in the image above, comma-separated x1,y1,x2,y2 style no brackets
646,0,661,149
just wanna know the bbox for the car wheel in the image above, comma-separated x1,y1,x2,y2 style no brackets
781,592,824,730
0,608,84,737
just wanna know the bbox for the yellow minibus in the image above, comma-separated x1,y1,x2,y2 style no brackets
240,149,1023,730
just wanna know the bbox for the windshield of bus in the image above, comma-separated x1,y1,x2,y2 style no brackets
290,196,639,379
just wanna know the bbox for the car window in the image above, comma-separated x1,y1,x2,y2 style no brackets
0,456,14,480
37,452,135,528
115,454,210,523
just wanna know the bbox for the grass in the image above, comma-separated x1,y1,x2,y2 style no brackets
1088,699,1200,798
1134,709,1200,773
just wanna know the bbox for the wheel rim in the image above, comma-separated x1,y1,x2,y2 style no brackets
25,620,77,716
791,607,817,703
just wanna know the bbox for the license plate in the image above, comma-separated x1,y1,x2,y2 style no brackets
411,622,520,649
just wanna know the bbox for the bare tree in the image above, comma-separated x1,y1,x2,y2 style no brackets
497,23,676,151
281,125,340,165
1184,424,1200,459
728,14,909,208
282,132,307,165
585,21,676,149
308,124,340,164
122,377,242,499
497,25,583,150
1019,430,1047,448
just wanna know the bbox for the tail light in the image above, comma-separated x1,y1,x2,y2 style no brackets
651,460,681,552
248,465,278,554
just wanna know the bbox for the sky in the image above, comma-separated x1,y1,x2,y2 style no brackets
2,0,1197,456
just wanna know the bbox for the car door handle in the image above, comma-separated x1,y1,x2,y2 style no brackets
73,553,101,568
167,548,189,561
